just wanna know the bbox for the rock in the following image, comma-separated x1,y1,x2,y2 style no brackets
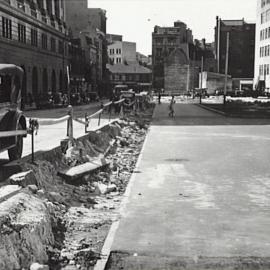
37,189,45,197
30,263,49,270
48,191,64,203
28,185,38,194
94,183,117,195
94,183,107,195
8,170,37,188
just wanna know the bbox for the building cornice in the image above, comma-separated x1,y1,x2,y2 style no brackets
0,3,67,40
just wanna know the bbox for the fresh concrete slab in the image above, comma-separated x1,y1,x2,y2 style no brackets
105,104,270,269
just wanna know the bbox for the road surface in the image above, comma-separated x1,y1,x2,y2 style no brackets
105,103,270,269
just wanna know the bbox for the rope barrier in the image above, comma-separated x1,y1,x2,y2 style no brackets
114,98,125,105
35,115,70,126
86,109,103,120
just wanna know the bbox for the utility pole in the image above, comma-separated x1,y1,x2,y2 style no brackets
223,32,230,106
187,64,190,94
217,17,221,73
200,56,204,104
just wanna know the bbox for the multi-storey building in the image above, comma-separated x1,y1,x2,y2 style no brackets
152,20,194,90
0,0,69,105
215,17,255,80
66,0,107,93
254,0,270,91
107,40,136,64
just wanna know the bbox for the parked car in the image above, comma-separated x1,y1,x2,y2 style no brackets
0,64,27,160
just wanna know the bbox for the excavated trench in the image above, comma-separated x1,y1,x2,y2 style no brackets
0,106,154,270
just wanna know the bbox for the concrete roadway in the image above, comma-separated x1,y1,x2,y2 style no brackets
105,104,270,269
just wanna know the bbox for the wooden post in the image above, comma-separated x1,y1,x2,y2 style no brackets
67,105,73,142
224,32,230,106
85,112,88,133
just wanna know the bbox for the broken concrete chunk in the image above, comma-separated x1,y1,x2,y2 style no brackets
30,262,49,270
8,170,37,188
28,185,38,194
94,183,117,195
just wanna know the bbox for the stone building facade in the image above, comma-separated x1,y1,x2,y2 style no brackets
0,0,69,104
164,48,199,94
152,20,194,90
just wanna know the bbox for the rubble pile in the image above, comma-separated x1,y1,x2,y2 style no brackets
52,120,148,270
0,104,154,270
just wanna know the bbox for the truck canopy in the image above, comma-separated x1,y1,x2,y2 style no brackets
0,64,23,77
0,64,23,105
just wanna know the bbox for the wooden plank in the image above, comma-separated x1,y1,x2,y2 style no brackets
0,130,27,138
58,158,109,181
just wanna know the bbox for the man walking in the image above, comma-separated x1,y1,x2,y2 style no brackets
168,95,175,117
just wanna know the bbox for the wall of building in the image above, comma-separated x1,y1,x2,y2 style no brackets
122,41,136,62
200,71,232,94
216,17,255,79
108,41,123,64
254,0,270,90
0,0,68,104
152,21,195,89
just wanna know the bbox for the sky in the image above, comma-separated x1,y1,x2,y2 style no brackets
88,0,257,56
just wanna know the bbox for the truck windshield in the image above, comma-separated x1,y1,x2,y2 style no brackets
0,75,11,103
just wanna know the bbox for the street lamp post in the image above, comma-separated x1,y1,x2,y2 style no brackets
223,32,230,106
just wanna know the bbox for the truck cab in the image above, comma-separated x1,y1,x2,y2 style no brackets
0,64,27,160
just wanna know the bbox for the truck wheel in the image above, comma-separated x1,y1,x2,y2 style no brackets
8,123,23,161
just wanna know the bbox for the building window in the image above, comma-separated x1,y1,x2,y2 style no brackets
58,40,64,54
17,0,25,11
156,48,162,57
2,17,12,39
51,37,56,52
18,23,26,43
31,28,38,46
41,33,47,49
116,57,121,63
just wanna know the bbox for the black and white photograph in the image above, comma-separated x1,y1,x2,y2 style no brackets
1,0,269,269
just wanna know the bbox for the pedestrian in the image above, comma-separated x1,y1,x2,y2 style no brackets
158,91,161,104
168,95,175,117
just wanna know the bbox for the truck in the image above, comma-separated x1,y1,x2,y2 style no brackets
0,64,27,160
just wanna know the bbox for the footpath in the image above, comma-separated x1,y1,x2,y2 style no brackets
103,103,270,270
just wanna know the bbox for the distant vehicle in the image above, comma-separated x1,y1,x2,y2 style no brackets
114,84,128,94
0,64,27,160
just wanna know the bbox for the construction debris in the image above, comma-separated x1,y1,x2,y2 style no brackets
0,105,154,270
8,170,37,187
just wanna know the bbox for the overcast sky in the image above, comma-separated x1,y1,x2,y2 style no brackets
88,0,257,56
